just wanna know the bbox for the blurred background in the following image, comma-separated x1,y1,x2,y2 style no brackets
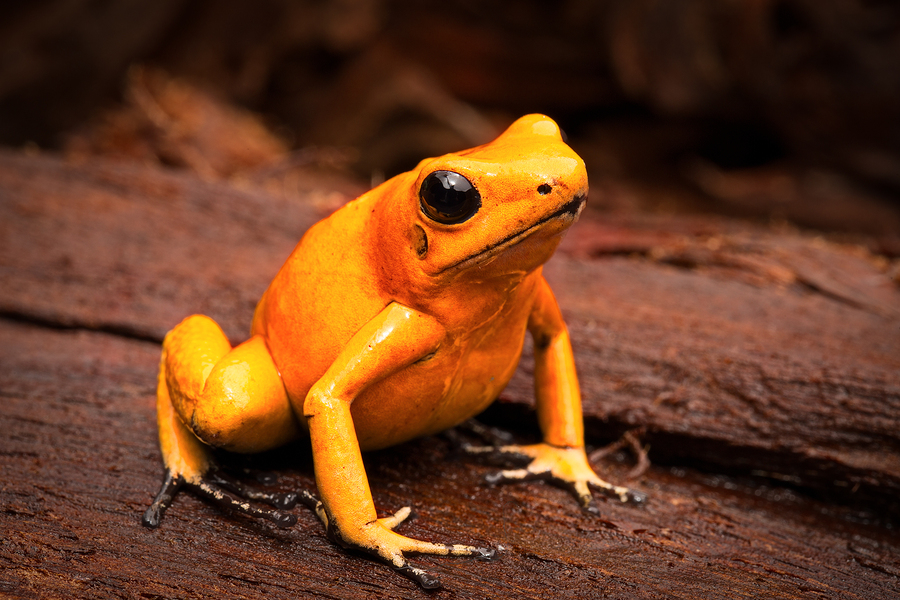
2,0,898,254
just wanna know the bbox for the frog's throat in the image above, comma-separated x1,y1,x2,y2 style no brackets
438,194,586,275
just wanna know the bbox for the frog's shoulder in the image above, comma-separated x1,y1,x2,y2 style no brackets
286,188,381,269
315,187,380,236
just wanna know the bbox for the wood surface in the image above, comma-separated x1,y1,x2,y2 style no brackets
1,150,899,598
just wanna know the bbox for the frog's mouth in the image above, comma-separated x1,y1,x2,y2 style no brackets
440,193,586,274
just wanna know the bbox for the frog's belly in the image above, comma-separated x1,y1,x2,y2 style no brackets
349,332,526,451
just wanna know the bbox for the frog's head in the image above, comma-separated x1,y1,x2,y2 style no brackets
385,114,588,281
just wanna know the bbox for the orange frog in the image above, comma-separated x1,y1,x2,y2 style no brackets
143,114,644,588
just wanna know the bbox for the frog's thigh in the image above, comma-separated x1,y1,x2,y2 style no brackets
164,315,298,454
189,335,299,453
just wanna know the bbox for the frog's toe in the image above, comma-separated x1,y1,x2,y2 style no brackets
190,476,298,527
143,468,299,529
390,538,495,589
404,539,496,561
586,475,647,506
392,543,496,589
207,471,300,510
142,471,184,528
464,443,549,484
573,479,594,509
462,443,533,466
378,506,412,530
620,487,648,505
484,466,548,485
570,479,630,516
394,561,442,590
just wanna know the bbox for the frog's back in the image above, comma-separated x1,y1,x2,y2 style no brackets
253,193,387,405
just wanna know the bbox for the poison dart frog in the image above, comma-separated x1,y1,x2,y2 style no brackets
143,114,644,589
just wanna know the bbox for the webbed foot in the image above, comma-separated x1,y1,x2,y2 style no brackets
298,491,495,589
142,468,299,529
465,442,646,514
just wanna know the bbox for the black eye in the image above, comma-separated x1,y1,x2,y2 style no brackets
419,171,481,224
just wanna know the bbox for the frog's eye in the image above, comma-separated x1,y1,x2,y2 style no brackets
419,171,481,225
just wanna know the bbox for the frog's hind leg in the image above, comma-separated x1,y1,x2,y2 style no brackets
143,315,301,529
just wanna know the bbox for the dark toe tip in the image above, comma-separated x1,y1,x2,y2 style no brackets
626,490,648,505
484,472,504,485
475,547,496,561
141,507,162,529
397,565,442,590
420,576,442,590
271,512,298,528
273,491,300,509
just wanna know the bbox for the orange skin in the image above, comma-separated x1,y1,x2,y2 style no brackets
146,115,642,589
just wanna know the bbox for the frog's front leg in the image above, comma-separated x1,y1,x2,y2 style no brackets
302,303,494,589
143,315,301,528
466,276,646,512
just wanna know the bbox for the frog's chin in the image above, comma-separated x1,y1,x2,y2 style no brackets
437,195,585,276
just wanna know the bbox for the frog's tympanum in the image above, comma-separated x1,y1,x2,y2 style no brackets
143,114,644,589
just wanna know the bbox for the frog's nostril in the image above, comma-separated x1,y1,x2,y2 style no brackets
537,184,552,195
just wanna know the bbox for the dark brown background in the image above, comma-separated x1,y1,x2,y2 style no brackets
1,1,898,598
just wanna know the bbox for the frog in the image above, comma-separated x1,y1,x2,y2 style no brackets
142,114,645,589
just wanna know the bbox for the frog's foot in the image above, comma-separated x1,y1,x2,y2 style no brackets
465,442,646,514
298,491,495,589
142,468,300,529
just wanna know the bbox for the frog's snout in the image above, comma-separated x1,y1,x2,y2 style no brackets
567,192,587,215
553,191,586,222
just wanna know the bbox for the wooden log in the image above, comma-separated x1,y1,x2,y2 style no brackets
0,150,329,343
1,150,898,596
3,321,899,598
545,214,900,512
